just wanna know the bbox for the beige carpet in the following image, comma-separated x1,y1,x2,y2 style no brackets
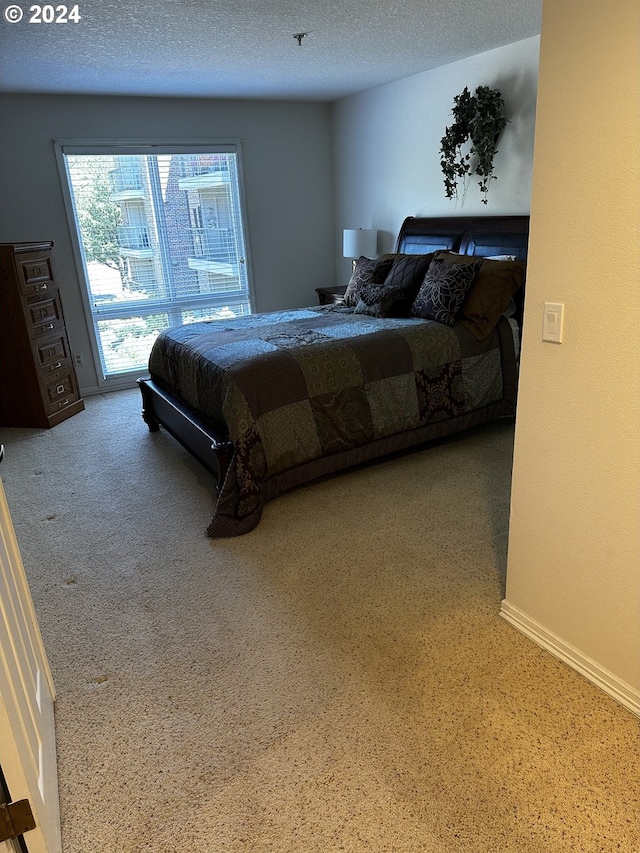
1,389,638,853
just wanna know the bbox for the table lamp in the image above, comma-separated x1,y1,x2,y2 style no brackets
343,229,378,268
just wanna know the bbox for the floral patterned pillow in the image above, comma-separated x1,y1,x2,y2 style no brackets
354,253,435,317
411,260,482,325
343,255,395,307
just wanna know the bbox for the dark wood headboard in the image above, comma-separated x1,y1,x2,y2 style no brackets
395,215,530,326
396,215,530,261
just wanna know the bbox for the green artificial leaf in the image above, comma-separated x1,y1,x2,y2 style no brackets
439,85,508,204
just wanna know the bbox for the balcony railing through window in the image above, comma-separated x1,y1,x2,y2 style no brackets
117,226,151,251
182,156,231,178
109,166,144,195
189,227,235,263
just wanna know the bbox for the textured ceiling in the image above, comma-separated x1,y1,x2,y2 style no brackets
0,0,541,101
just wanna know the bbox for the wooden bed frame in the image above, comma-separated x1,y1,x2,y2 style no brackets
138,214,529,489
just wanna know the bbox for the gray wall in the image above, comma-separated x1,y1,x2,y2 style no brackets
0,94,335,391
331,37,540,283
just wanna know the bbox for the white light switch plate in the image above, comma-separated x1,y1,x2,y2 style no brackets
543,302,564,343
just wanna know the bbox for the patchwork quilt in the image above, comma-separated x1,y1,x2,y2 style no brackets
148,306,517,536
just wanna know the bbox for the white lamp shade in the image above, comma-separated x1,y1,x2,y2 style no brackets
343,228,378,259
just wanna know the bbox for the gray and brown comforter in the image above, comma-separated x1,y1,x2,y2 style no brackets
148,305,518,536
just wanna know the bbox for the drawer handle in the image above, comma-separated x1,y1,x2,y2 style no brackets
58,399,70,409
41,323,54,331
55,384,65,395
35,283,48,291
50,361,62,370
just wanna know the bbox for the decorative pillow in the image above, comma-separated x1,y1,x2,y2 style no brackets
354,279,410,317
436,252,526,339
383,254,434,295
343,254,395,307
411,260,482,325
354,253,435,317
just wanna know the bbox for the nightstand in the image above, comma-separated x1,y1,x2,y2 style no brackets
315,286,346,305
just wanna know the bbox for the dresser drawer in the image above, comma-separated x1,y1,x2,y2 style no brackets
34,332,72,372
41,368,80,415
27,291,65,336
16,251,56,298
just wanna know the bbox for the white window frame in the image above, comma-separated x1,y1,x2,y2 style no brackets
54,138,255,391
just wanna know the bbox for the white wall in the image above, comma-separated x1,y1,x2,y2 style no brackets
504,0,640,710
0,94,335,391
331,37,540,282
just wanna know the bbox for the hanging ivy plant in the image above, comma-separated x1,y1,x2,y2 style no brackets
439,85,508,204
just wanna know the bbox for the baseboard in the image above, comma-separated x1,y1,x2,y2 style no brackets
80,377,140,396
79,384,103,396
500,600,640,718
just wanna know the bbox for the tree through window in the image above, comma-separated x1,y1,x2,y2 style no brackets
59,144,252,381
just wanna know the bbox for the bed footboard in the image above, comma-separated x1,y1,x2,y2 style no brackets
137,377,233,488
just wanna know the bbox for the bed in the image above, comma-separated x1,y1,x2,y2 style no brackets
138,214,529,537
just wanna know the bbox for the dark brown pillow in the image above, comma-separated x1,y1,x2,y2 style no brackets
375,253,435,315
343,254,395,307
354,278,412,317
352,253,435,318
383,254,434,294
436,252,526,339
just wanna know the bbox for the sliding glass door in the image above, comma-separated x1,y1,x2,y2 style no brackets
58,143,253,383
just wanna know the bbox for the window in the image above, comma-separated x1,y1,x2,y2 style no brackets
57,142,253,384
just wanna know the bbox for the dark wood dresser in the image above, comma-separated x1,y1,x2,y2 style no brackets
0,242,84,428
